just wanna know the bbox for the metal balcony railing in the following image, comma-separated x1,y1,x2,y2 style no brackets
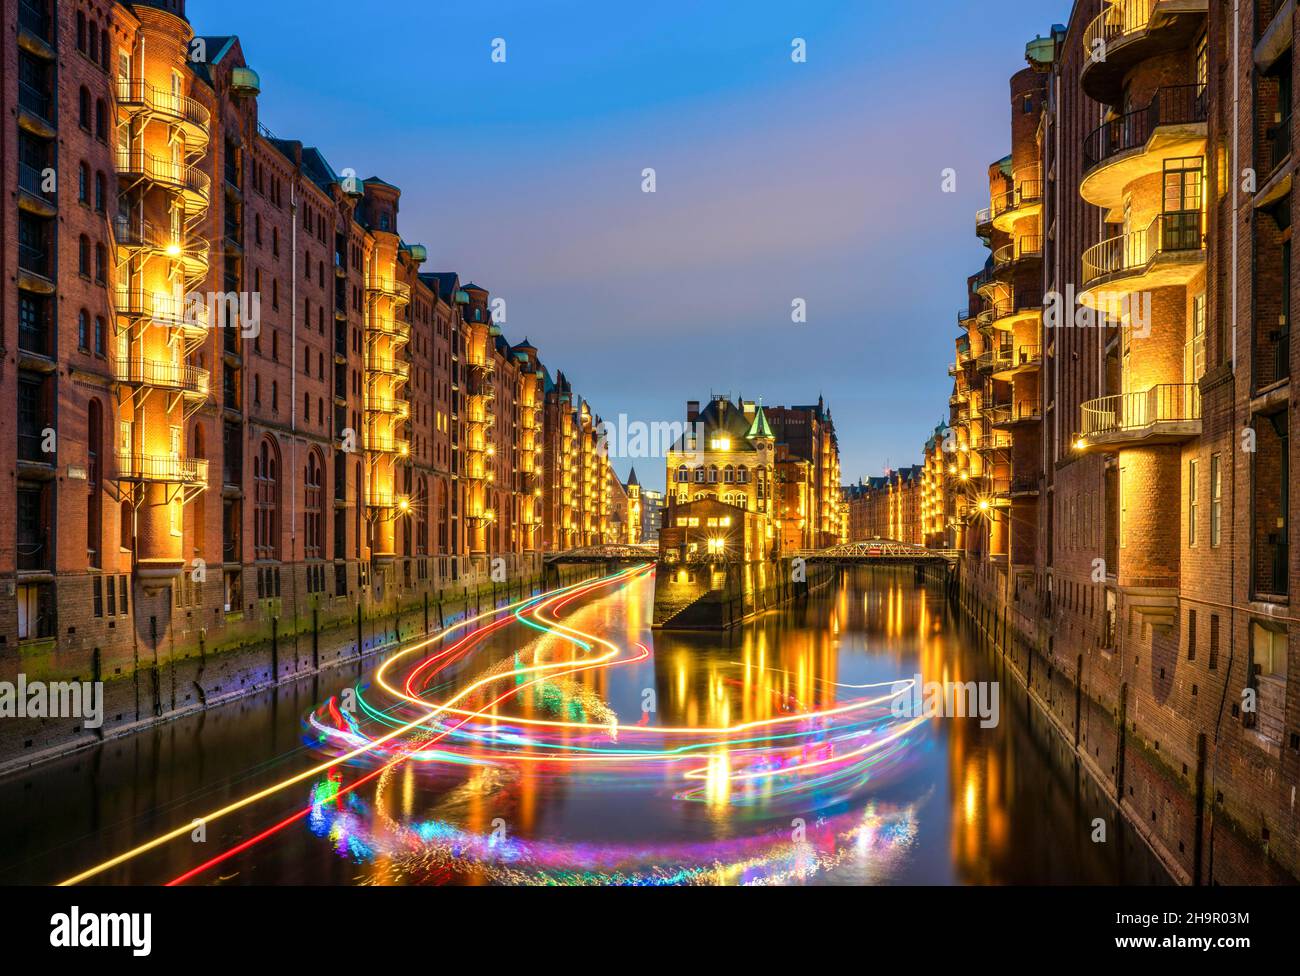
18,160,55,204
1084,0,1161,59
366,354,410,381
993,236,1044,267
18,0,51,42
1084,84,1208,170
115,149,211,203
116,452,209,484
366,277,411,304
115,286,212,331
1082,210,1203,287
18,81,54,124
113,358,210,396
115,80,211,135
1267,115,1292,174
1079,383,1201,437
364,432,410,455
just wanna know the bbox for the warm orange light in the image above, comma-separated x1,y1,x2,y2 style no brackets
165,242,182,258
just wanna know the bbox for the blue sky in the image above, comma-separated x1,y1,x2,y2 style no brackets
198,0,1067,491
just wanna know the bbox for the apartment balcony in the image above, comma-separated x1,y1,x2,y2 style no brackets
116,149,211,210
975,433,1013,454
366,353,411,382
1081,0,1209,106
17,161,57,218
364,392,410,419
1076,383,1202,451
992,343,1042,380
116,452,209,486
364,431,410,456
113,358,210,399
365,276,411,306
366,316,409,341
112,216,209,279
17,81,56,138
979,180,1044,236
991,401,1043,429
115,79,211,143
115,286,211,339
1008,476,1041,499
1080,210,1205,307
367,489,410,511
992,235,1044,271
18,0,55,58
949,389,970,407
976,346,1012,373
1081,85,1208,213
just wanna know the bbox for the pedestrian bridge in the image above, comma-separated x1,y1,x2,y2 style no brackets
792,540,961,565
543,543,659,565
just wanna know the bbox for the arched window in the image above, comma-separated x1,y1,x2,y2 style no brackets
95,99,107,139
78,235,90,276
94,242,106,282
76,12,86,51
675,464,687,483
87,399,102,568
253,437,281,560
100,28,109,69
304,450,322,559
737,465,749,483
707,465,718,483
78,310,89,351
88,20,98,61
78,163,89,203
723,464,735,483
94,171,106,212
694,466,705,484
78,87,90,129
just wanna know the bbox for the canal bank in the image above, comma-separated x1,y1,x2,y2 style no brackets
0,559,610,778
946,559,1297,885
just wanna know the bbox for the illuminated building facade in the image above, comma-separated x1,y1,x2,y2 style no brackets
0,0,618,757
891,3,1300,883
663,395,843,559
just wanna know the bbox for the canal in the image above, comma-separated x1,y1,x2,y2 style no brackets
0,566,1169,885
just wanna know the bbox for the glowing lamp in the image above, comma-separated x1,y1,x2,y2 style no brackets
165,243,182,258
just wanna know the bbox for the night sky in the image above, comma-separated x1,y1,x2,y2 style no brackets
199,0,1066,491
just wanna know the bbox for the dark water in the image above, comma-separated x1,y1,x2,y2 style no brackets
0,567,1169,885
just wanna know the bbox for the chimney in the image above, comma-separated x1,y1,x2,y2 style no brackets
686,400,700,423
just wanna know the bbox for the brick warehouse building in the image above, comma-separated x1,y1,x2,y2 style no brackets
884,1,1300,883
0,0,622,763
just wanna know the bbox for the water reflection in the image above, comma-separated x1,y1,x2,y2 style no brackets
0,566,1169,885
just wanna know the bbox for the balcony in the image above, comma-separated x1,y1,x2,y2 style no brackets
364,392,410,419
115,80,211,143
17,80,55,137
977,345,1014,374
992,401,1043,429
1081,85,1208,213
365,276,411,306
364,431,410,456
1076,383,1202,451
367,489,409,511
117,452,209,485
1081,0,1209,105
985,180,1044,235
18,1,54,57
112,216,209,278
992,235,1044,271
113,358,210,398
366,353,411,382
115,286,211,338
17,160,56,217
993,344,1043,380
366,316,409,341
1080,210,1205,307
116,149,210,209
